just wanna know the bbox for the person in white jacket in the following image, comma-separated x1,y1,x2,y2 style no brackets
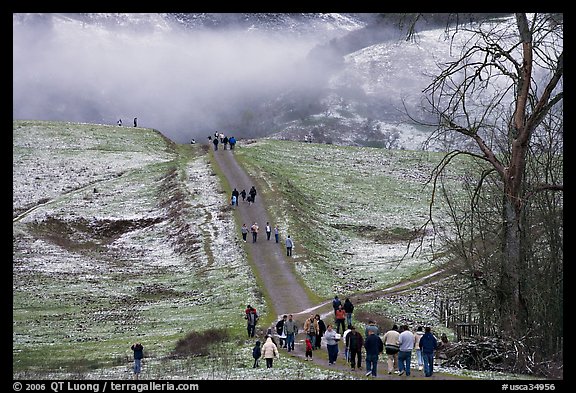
414,326,425,371
261,336,279,368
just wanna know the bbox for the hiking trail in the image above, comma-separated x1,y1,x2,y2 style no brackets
211,146,460,380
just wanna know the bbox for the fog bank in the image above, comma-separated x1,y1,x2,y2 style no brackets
13,13,341,143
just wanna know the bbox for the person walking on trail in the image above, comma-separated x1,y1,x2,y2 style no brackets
240,189,247,202
343,326,352,362
343,297,354,328
266,222,272,241
275,315,288,349
252,340,262,368
229,136,236,150
284,314,298,352
335,304,346,334
397,324,415,376
231,188,239,206
251,222,259,243
419,326,439,377
285,235,294,256
315,314,326,350
131,342,144,380
245,305,258,338
383,324,400,374
249,186,257,203
303,314,319,349
261,336,279,368
364,328,384,377
274,225,279,243
212,137,219,151
346,325,364,370
133,117,138,127
241,223,248,242
414,326,425,371
323,324,340,365
332,295,342,317
305,338,313,361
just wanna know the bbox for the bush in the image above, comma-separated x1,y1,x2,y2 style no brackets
172,328,230,357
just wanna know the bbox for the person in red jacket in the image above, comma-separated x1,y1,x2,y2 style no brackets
305,338,313,360
335,304,347,334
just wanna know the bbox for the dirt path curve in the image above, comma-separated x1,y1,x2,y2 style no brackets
212,148,316,317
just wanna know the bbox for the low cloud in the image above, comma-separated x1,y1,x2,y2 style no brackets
13,14,331,143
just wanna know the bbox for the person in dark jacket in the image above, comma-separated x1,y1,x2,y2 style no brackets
343,297,354,328
363,329,383,377
131,342,144,380
332,295,342,317
275,315,288,348
345,325,364,370
252,340,262,368
314,314,326,350
249,186,257,203
419,326,439,377
231,188,240,206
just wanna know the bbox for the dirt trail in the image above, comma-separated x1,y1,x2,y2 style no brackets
211,147,462,380
212,147,315,317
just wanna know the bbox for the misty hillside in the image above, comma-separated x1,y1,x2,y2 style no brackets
13,12,513,149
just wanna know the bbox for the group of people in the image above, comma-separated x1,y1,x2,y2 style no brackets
130,314,442,378
229,175,296,258
231,186,257,206
240,221,294,255
355,322,443,377
332,295,355,333
209,132,236,150
246,298,443,378
251,312,301,368
381,324,442,377
117,118,137,127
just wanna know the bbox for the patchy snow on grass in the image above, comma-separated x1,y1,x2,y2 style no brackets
235,139,460,297
14,121,537,381
13,121,259,379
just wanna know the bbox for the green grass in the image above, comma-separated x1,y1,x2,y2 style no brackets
234,139,468,298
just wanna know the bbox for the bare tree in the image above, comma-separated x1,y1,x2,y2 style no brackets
417,13,563,347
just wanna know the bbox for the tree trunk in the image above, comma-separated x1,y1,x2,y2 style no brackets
498,195,523,334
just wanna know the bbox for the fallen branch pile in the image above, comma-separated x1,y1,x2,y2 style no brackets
438,336,562,379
